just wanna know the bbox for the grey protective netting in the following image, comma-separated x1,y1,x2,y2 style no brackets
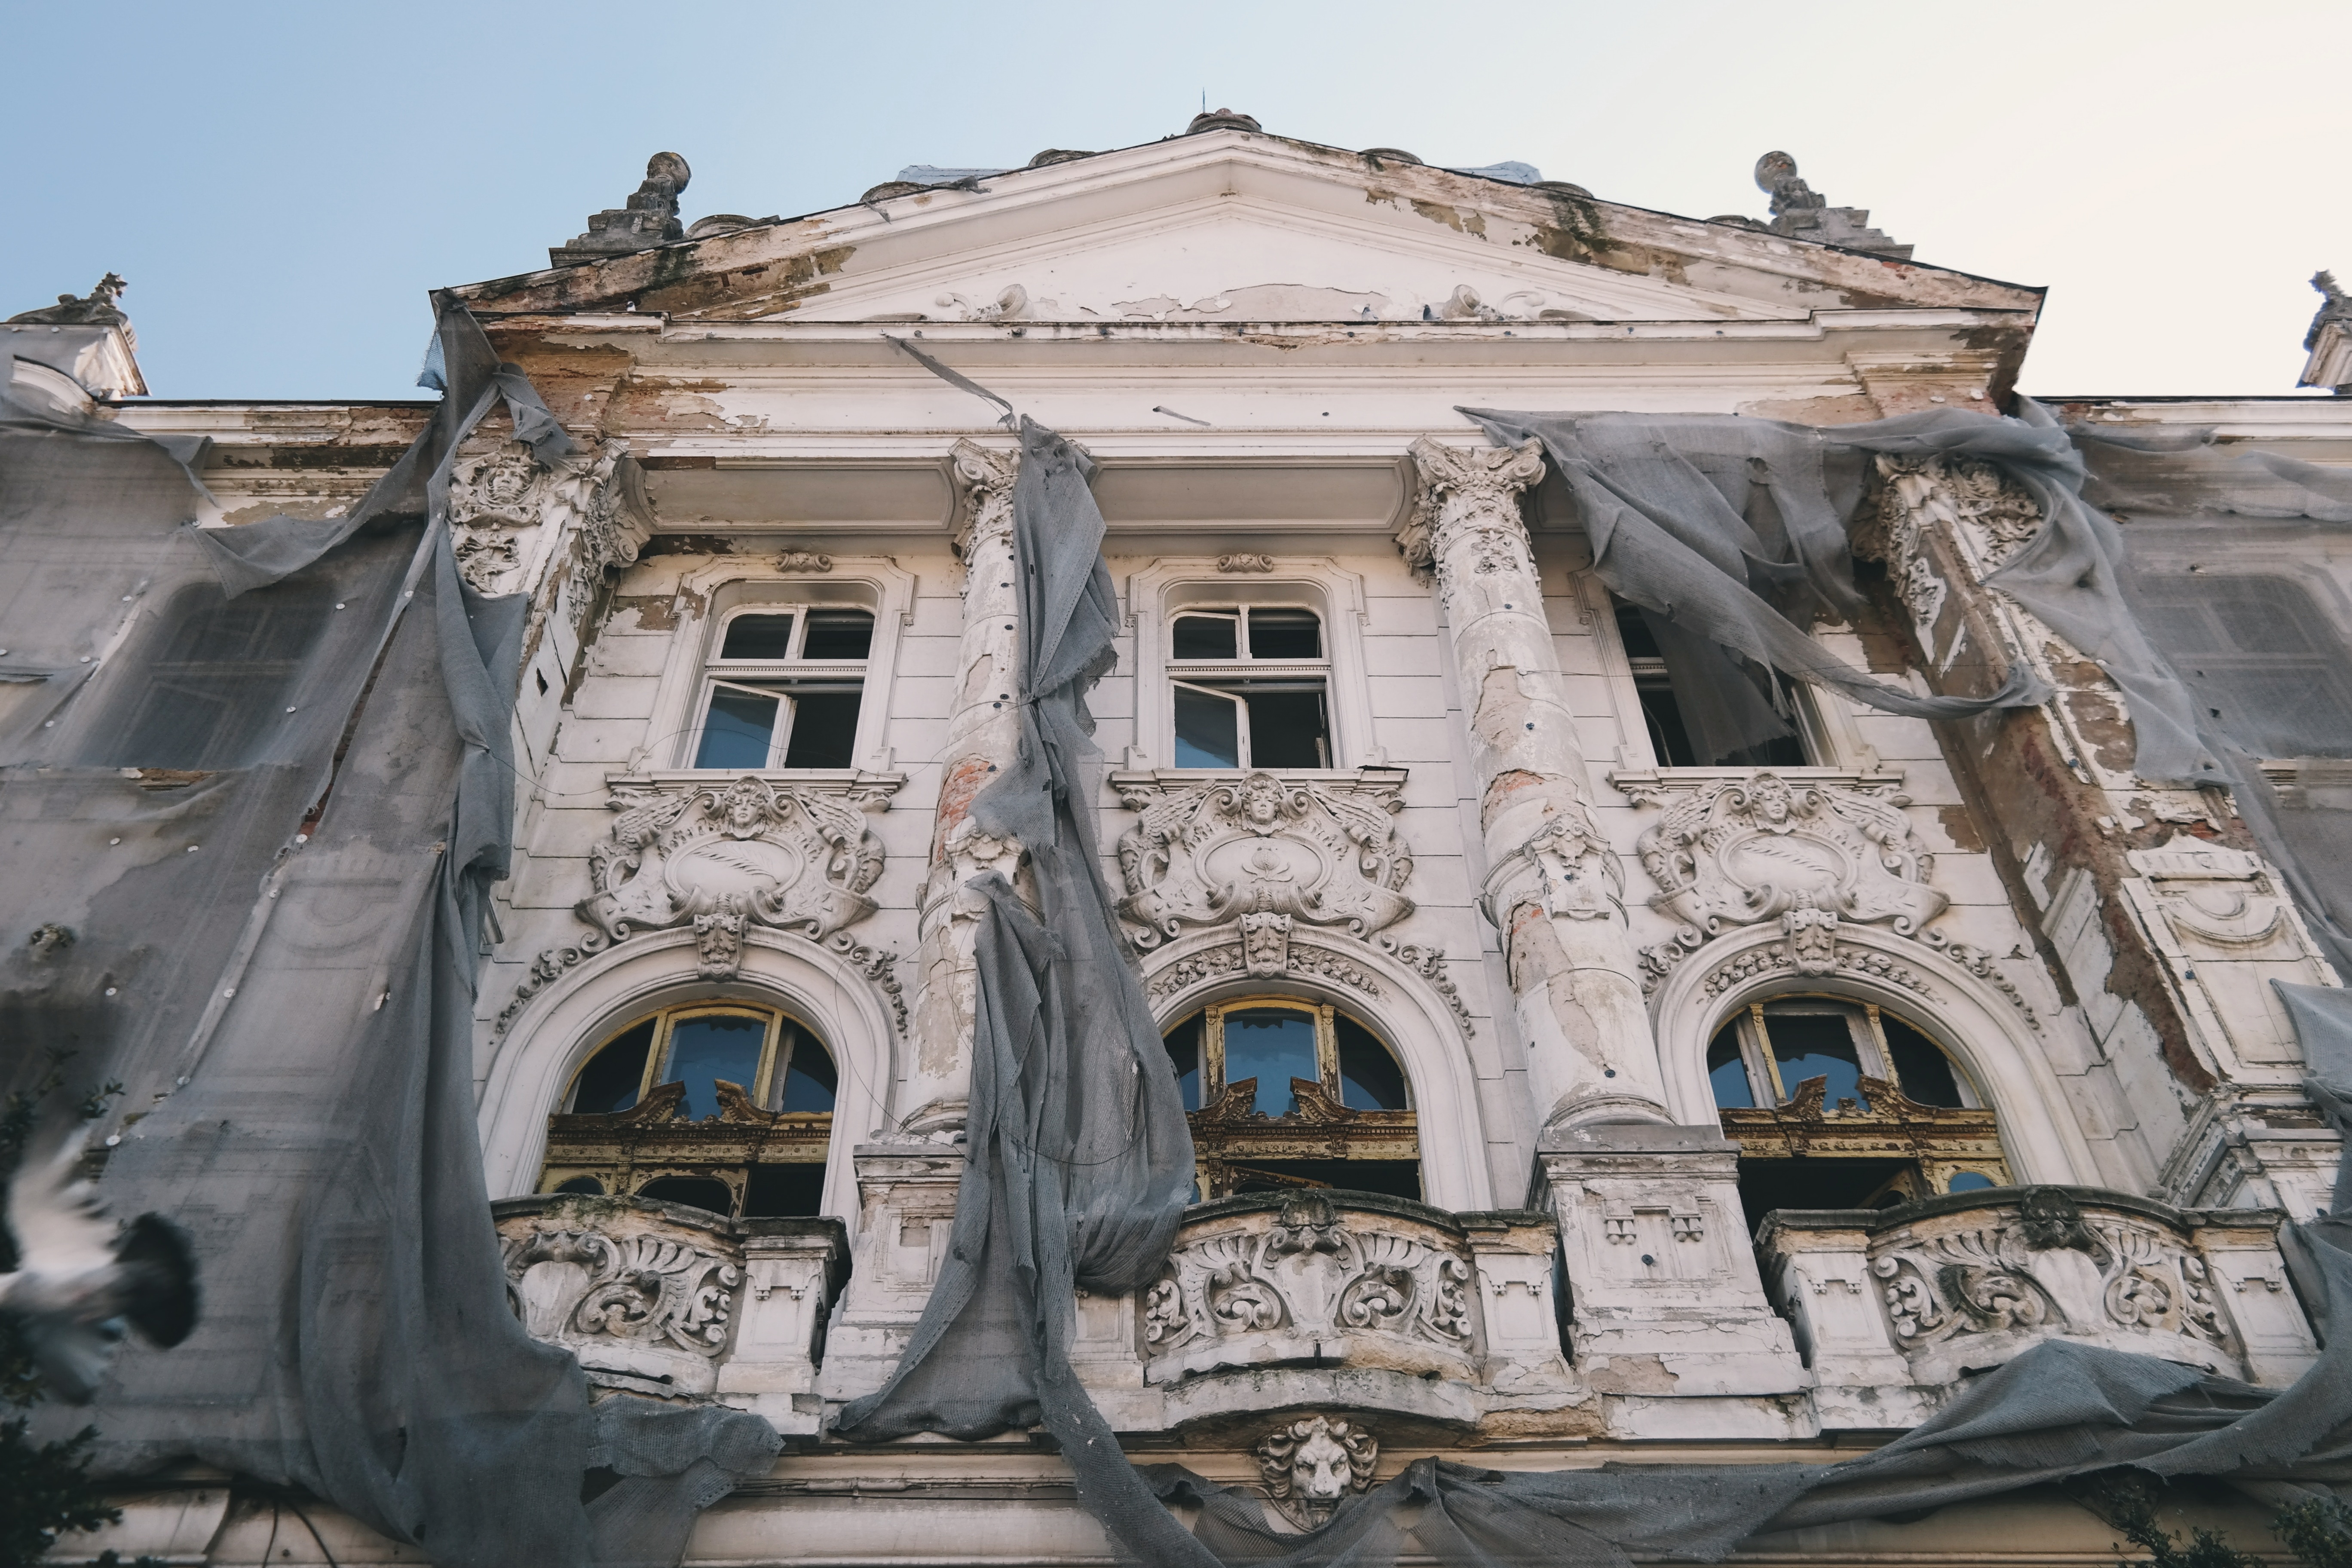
830,406,2352,1568
0,300,751,1568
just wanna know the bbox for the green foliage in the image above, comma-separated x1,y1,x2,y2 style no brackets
2275,1497,2352,1568
0,1049,126,1568
2080,1470,2264,1568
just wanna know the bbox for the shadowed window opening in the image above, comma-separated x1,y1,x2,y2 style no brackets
1169,603,1332,769
542,1002,839,1219
694,606,873,770
1161,995,1417,1202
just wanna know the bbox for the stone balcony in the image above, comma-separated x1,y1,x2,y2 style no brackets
1069,1191,1574,1433
493,1194,848,1432
1759,1186,2322,1430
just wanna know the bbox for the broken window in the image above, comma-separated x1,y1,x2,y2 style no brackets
1613,596,1808,769
692,607,873,770
1162,996,1418,1201
541,1001,838,1218
1706,995,2009,1224
1168,605,1332,769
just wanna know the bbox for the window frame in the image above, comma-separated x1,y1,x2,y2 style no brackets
562,1001,836,1118
690,605,875,771
1185,995,1413,1113
1711,995,1984,1112
1167,604,1335,770
1603,591,1826,770
1124,561,1380,773
638,562,914,777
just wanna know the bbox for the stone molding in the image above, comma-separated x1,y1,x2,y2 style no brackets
573,775,887,984
1112,768,1414,949
1395,436,1546,579
1759,1187,2321,1399
495,1195,847,1424
447,436,654,599
1254,1414,1378,1529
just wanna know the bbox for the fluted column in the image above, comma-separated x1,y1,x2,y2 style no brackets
1403,437,1667,1129
897,440,1026,1134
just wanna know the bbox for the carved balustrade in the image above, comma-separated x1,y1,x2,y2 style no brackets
1069,1191,1571,1429
1760,1186,2320,1428
494,1195,847,1429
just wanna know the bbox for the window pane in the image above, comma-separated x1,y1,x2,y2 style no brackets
1173,614,1239,660
636,1175,734,1216
1883,1017,1967,1108
1706,1026,1754,1109
697,687,779,768
801,610,875,661
1249,609,1323,660
1948,1171,1997,1193
781,691,862,768
720,614,796,660
1164,1015,1203,1110
1246,688,1330,769
778,1032,838,1113
553,1176,604,1195
1174,685,1242,767
1336,1017,1408,1110
1222,1008,1318,1118
570,1020,655,1114
662,1013,769,1122
1763,1012,1868,1110
1251,611,1326,658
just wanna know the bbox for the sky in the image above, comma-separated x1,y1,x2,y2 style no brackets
4,0,2343,404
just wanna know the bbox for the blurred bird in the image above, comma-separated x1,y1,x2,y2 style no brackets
0,1125,198,1402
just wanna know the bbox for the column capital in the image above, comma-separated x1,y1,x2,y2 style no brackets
949,438,1019,560
1399,436,1546,574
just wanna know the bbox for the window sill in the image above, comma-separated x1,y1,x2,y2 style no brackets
607,767,907,813
1110,764,1408,802
1607,765,1905,808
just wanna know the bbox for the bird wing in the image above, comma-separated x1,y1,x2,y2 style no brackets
6,1124,114,1277
112,1212,200,1348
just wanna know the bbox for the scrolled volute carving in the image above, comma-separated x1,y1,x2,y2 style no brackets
1398,436,1546,578
502,1204,743,1393
1633,771,1943,943
1115,771,1413,948
577,775,885,980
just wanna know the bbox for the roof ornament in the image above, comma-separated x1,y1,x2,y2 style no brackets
2303,271,2352,394
1187,107,1261,135
7,273,129,327
1747,151,1912,260
549,153,691,268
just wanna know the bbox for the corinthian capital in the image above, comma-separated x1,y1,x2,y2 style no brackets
949,439,1020,560
1398,437,1546,574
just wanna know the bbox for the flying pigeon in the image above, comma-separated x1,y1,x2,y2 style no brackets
0,1125,198,1402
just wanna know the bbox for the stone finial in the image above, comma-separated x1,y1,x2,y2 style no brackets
2303,271,2352,394
7,273,129,327
551,153,692,268
1254,1415,1377,1528
1749,151,1911,260
1187,107,1262,135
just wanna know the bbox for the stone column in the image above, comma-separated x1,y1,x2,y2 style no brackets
1402,437,1666,1130
896,439,1028,1136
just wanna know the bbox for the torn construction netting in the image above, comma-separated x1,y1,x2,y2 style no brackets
1,301,612,1567
830,418,1202,1561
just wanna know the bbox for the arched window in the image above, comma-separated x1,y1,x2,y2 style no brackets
539,1001,838,1218
1705,995,2009,1221
1161,995,1417,1200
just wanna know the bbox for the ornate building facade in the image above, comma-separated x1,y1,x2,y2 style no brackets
18,119,2352,1564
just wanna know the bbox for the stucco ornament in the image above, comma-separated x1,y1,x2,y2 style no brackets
502,1208,741,1395
443,436,655,596
576,775,885,979
1253,1414,1379,1529
1632,772,1944,948
1395,436,1546,580
1115,771,1413,948
447,442,549,593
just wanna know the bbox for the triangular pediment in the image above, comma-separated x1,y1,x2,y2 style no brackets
457,131,2041,329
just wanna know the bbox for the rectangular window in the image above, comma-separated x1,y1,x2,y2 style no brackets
693,607,873,769
1614,597,1807,768
1168,604,1332,769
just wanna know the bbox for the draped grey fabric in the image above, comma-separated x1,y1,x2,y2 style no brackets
1462,408,2055,744
585,1394,783,1568
831,418,1200,1562
1,304,606,1566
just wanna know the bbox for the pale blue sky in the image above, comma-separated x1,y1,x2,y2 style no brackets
5,0,2341,402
